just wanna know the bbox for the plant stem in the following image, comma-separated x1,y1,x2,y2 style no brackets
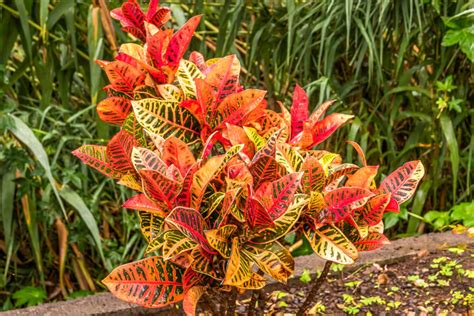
296,260,333,316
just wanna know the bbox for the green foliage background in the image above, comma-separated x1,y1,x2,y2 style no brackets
0,0,472,309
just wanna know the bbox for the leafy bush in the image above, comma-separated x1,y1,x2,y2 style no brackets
74,1,424,314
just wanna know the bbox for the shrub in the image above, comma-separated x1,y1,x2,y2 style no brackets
74,0,424,314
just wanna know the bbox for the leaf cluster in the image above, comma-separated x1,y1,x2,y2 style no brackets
74,1,425,313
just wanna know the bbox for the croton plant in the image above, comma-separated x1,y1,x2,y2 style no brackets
73,0,424,314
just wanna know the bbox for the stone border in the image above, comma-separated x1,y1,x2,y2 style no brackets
4,232,472,316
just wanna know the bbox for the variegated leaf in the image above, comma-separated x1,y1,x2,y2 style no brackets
72,145,123,179
205,55,240,104
106,130,137,172
214,89,266,129
157,84,184,102
223,124,255,159
205,224,237,258
275,143,304,173
246,197,274,228
250,194,306,244
234,273,266,290
138,210,165,244
162,230,197,260
254,172,303,221
307,191,326,215
357,193,391,226
380,161,424,205
118,174,142,191
311,113,354,147
102,60,145,93
243,126,265,151
244,241,294,283
131,147,167,173
190,145,242,208
162,136,196,176
122,113,147,146
190,248,219,280
324,187,374,222
139,169,182,208
183,286,206,316
325,163,359,186
97,97,132,125
301,156,326,194
132,98,200,142
290,84,309,139
250,155,287,188
102,256,185,307
165,16,202,67
304,224,358,264
353,232,390,252
308,100,335,124
346,166,379,189
166,207,215,254
223,238,253,286
176,59,204,99
123,194,166,215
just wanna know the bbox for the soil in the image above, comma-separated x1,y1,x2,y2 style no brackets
236,246,474,315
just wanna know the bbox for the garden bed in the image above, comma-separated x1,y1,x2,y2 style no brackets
5,232,472,315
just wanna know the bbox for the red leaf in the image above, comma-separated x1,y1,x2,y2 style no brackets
166,207,215,254
380,160,425,205
205,55,240,105
345,166,379,189
162,137,196,176
307,100,335,125
189,51,207,72
72,145,122,179
165,16,202,67
102,61,145,93
354,232,390,252
147,29,173,68
246,197,274,228
102,256,185,307
300,156,326,194
106,130,137,172
311,113,354,147
290,85,308,139
146,5,171,28
96,97,132,125
215,89,266,129
123,194,166,215
357,193,391,225
254,173,303,221
323,187,374,222
139,169,182,208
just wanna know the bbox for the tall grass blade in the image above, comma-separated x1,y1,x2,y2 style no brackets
59,187,110,271
440,114,459,203
8,114,67,217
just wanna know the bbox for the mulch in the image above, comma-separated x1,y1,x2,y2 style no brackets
235,245,474,315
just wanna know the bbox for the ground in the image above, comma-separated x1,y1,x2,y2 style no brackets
236,245,474,315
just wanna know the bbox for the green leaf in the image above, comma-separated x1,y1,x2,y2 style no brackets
8,114,67,217
440,114,459,202
59,186,109,271
12,286,47,307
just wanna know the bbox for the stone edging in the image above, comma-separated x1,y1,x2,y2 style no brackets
3,232,472,315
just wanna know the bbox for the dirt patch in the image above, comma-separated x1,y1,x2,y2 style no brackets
240,246,473,315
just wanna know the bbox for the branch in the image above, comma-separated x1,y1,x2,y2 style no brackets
296,260,333,316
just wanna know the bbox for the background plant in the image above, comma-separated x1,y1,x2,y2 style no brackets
0,0,472,310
